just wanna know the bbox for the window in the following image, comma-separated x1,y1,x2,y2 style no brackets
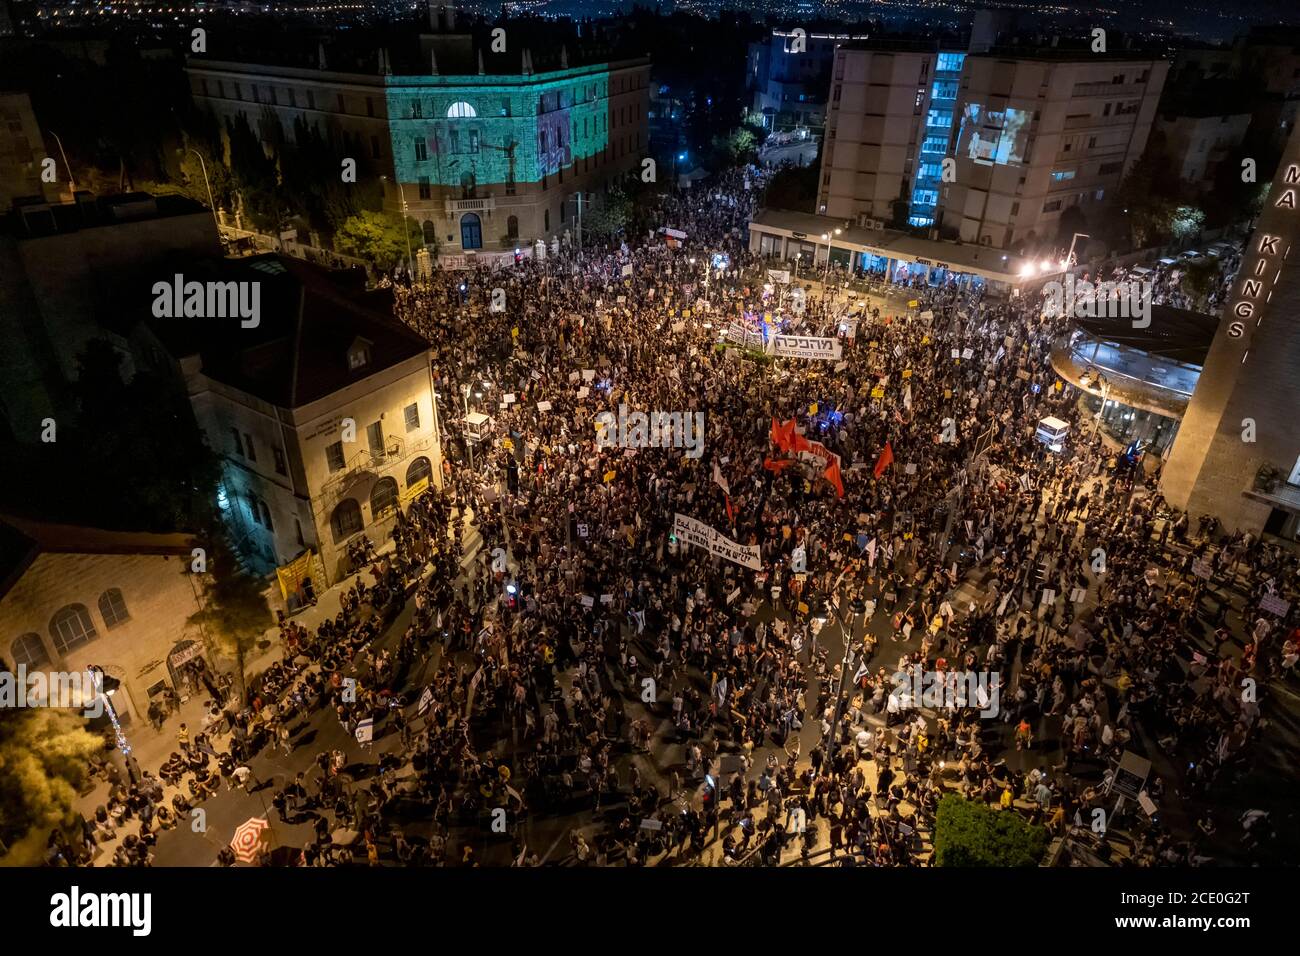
418,176,431,200
1099,161,1123,175
404,402,420,432
1043,199,1062,212
544,209,550,232
348,341,371,370
326,441,345,473
258,499,274,531
1102,102,1112,117
370,477,399,520
446,101,477,118
97,589,130,629
406,456,432,489
414,139,428,162
468,129,480,153
1088,136,1097,148
507,215,519,239
331,499,363,543
11,633,49,668
411,99,422,119
243,433,256,461
273,447,287,476
295,518,305,547
230,428,244,457
50,604,98,655
1050,170,1076,182
367,421,385,458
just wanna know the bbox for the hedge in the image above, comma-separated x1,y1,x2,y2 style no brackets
932,794,1048,867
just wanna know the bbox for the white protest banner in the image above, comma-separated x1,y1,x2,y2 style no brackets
580,595,595,608
577,386,590,399
582,369,596,382
600,594,614,604
725,321,765,350
568,371,581,383
962,348,974,360
503,393,516,404
919,310,934,320
673,513,761,570
767,268,791,284
1191,559,1213,580
621,263,633,276
537,401,552,412
770,335,842,361
1260,592,1290,616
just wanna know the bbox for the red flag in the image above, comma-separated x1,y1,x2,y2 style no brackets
824,458,845,498
789,423,811,454
873,442,895,479
770,417,789,452
764,457,796,474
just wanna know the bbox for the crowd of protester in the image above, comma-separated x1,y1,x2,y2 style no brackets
52,166,1297,869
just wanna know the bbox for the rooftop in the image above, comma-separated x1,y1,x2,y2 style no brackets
150,255,431,410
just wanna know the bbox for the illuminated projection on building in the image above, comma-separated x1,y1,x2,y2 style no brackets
385,68,611,189
1225,162,1299,359
956,103,1031,167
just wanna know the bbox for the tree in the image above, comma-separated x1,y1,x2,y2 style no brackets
188,537,274,708
582,184,634,240
66,340,220,534
1180,257,1221,312
932,794,1048,866
333,211,423,272
227,113,290,233
0,709,103,866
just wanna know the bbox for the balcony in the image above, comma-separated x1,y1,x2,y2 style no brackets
445,196,496,215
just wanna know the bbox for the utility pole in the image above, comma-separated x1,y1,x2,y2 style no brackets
823,591,864,768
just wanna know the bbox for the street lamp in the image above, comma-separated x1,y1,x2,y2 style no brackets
380,175,416,279
824,590,865,768
89,666,137,783
187,148,221,238
463,383,474,472
47,130,77,194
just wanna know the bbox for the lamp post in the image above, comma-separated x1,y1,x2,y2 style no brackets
823,590,864,769
187,148,221,237
48,130,77,194
463,383,474,472
90,666,137,784
381,175,416,279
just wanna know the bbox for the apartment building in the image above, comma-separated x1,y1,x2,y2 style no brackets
747,29,868,134
818,40,950,228
817,43,1168,255
940,52,1168,251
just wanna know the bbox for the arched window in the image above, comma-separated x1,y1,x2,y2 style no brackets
446,101,476,118
98,588,130,629
507,215,519,239
331,498,363,544
422,219,437,245
49,604,98,655
406,456,432,489
370,477,399,520
258,499,274,532
460,212,482,250
11,633,49,668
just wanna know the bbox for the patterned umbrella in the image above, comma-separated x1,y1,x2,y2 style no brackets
230,816,270,864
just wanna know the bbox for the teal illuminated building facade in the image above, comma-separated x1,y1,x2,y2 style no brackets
187,41,650,260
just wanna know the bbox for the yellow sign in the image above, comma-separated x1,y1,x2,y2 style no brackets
902,369,913,379
870,386,885,399
501,437,514,451
943,389,952,399
868,340,879,348
921,335,931,345
1054,380,1063,391
603,470,616,483
275,550,315,602
402,477,430,503
511,327,519,339
684,309,691,319
797,601,809,615
809,403,819,415
908,299,919,308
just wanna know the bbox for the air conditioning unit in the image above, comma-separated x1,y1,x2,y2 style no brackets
857,214,885,231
